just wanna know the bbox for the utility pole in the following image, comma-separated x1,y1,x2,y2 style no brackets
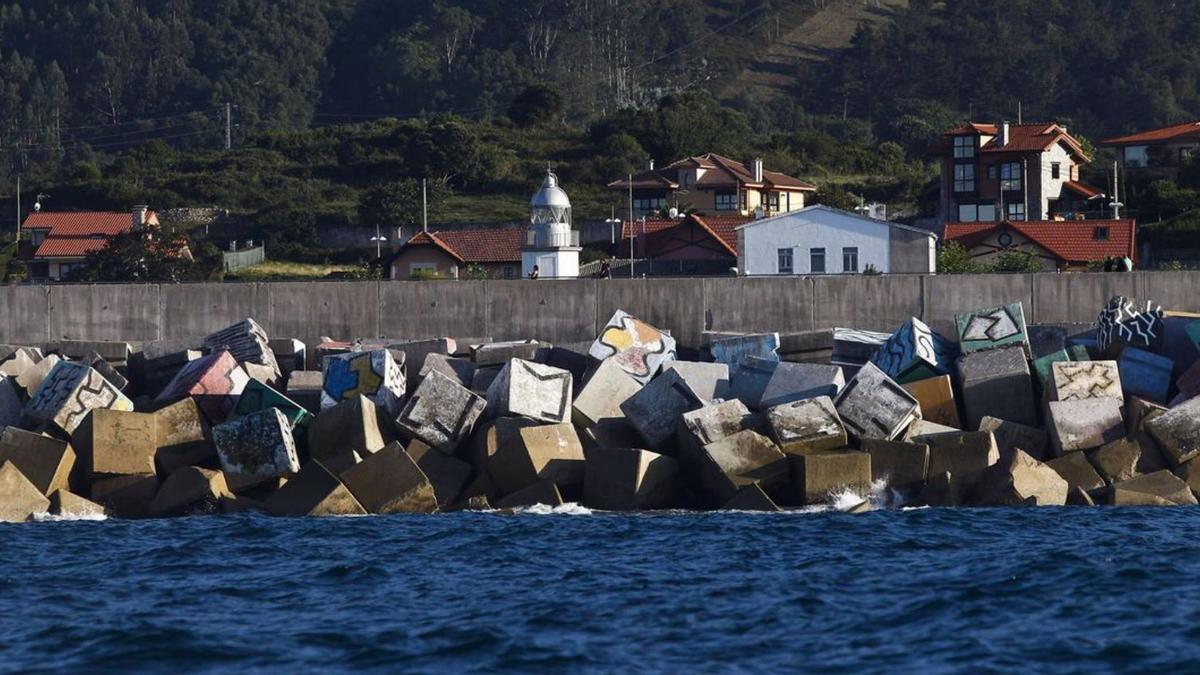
15,175,19,239
422,178,428,233
225,102,232,151
628,174,634,279
1017,100,1022,125
1109,161,1123,219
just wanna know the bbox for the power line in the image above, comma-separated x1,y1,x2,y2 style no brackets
0,106,222,135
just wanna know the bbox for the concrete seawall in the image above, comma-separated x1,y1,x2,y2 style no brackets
4,272,1198,348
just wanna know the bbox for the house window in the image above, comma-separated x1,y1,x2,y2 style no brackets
410,262,438,277
842,247,859,273
27,262,48,279
715,191,739,211
958,204,979,222
987,165,998,180
777,247,793,275
1006,202,1026,221
1000,162,1022,191
953,135,975,159
57,263,80,280
30,230,47,246
1124,146,1149,167
953,164,975,192
1051,162,1061,179
503,266,515,278
810,248,826,274
1094,227,1109,241
978,203,996,222
767,192,780,212
632,197,666,212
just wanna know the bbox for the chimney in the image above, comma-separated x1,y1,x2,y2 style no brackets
999,121,1010,148
647,159,655,171
132,204,148,231
752,158,764,183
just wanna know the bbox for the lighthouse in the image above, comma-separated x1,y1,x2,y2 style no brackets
522,169,581,279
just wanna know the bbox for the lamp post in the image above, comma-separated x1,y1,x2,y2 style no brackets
370,223,387,260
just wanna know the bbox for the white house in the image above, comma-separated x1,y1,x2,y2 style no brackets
735,205,937,275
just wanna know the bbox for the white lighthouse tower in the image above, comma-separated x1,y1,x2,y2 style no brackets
522,169,581,279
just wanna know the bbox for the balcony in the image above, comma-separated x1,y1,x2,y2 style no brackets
525,229,580,248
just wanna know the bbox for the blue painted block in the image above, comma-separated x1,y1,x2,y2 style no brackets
870,317,958,384
1118,347,1174,404
711,333,780,370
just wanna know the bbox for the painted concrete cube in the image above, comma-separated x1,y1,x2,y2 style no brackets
710,333,780,370
202,318,279,376
955,303,1028,354
589,310,677,385
1118,348,1174,404
320,349,405,417
870,317,958,383
833,362,920,441
232,377,313,432
24,360,134,434
213,407,300,478
154,350,250,423
1097,296,1164,356
485,358,572,423
396,370,486,452
1049,360,1123,402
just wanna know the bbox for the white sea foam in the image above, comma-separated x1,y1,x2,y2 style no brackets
516,502,594,516
30,511,107,522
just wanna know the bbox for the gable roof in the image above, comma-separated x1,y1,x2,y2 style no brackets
944,219,1136,264
620,214,749,258
22,210,158,236
609,152,815,192
734,204,938,238
33,237,113,259
1099,120,1200,146
943,122,1090,162
395,227,526,265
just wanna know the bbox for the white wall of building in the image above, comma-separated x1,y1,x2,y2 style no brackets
522,250,579,279
738,206,892,275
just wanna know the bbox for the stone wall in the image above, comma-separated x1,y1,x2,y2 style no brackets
6,272,1200,349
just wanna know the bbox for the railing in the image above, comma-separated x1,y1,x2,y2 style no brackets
222,245,265,272
525,230,580,248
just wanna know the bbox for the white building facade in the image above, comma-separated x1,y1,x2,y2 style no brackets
736,205,936,276
522,170,581,279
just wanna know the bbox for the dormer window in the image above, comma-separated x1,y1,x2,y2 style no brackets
1094,227,1109,241
953,135,975,159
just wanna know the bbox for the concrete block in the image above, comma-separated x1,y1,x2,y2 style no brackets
679,399,763,450
406,440,471,508
861,439,928,494
1125,397,1168,435
1047,398,1124,455
340,442,437,514
0,428,74,496
832,327,890,363
0,461,51,522
1178,359,1200,401
710,333,780,370
139,348,202,395
148,466,232,517
90,409,158,476
306,395,387,466
589,310,677,385
1110,470,1198,506
213,408,300,478
486,358,572,423
223,472,285,496
153,398,214,477
232,376,313,447
1088,433,1169,485
903,419,958,442
1048,360,1122,402
89,473,158,519
202,317,279,376
697,430,789,505
1068,485,1096,506
16,354,61,396
758,362,844,409
1046,451,1106,493
470,366,501,394
388,338,455,390
789,451,872,505
833,362,920,441
1117,348,1173,404
268,338,306,377
25,360,134,435
571,358,642,428
0,350,36,382
0,375,25,431
722,483,781,511
1096,296,1164,356
974,448,1068,506
1027,324,1069,361
582,447,680,511
49,489,105,518
495,480,563,509
487,421,585,497
728,355,777,408
1030,345,1089,390
921,471,961,507
418,353,476,388
154,350,249,423
472,340,541,367
620,367,705,448
85,352,128,392
870,317,957,383
320,349,406,417
923,431,1000,492
285,370,323,414
955,302,1028,354
665,361,731,403
977,416,1049,461
1146,396,1200,467
396,370,487,453
579,419,644,455
902,375,960,429
956,344,1038,429
265,461,366,516
764,396,847,456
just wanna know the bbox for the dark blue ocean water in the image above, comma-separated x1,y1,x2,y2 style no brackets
2,506,1200,673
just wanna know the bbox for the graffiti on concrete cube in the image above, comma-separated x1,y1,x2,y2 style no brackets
25,361,133,433
870,317,957,383
589,310,676,385
1097,296,1163,354
321,349,405,416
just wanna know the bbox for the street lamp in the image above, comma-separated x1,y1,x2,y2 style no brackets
370,223,387,260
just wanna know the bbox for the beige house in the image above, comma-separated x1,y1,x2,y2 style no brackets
387,229,524,279
609,153,816,218
1100,120,1200,170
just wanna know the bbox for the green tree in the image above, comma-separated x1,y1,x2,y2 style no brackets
992,249,1046,273
72,229,194,282
937,241,984,274
358,178,452,230
508,84,564,127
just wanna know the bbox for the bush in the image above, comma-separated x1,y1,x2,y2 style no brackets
937,241,985,274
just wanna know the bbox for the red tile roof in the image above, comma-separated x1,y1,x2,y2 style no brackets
1099,120,1200,146
944,219,1136,265
943,122,1089,161
398,228,526,264
609,153,815,191
22,210,157,235
1062,181,1105,199
620,214,750,257
32,237,112,258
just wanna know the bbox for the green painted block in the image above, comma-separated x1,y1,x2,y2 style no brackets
955,302,1028,355
232,378,313,432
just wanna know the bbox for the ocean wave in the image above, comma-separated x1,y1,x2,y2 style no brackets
29,511,107,522
514,502,594,516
